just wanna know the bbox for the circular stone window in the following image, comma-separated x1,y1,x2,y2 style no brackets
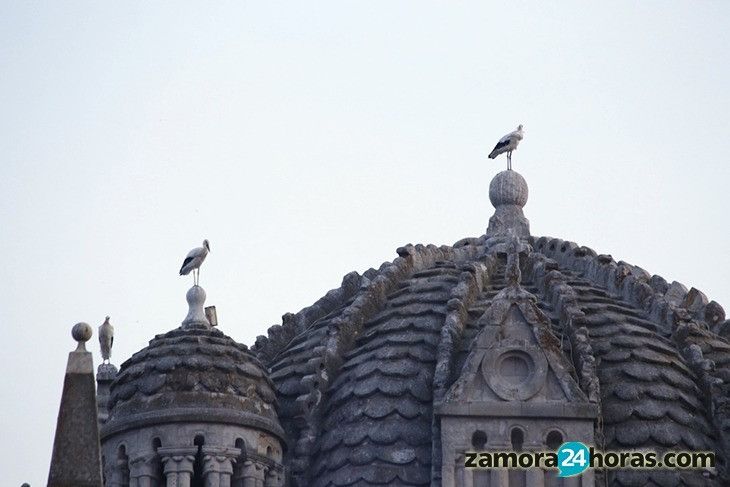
482,343,548,401
497,351,533,386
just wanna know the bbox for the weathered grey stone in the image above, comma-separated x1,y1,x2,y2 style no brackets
665,280,689,307
486,170,530,239
182,284,209,327
48,325,103,487
716,319,730,339
684,287,709,317
705,300,725,327
81,169,730,487
103,324,283,441
99,281,286,487
95,362,117,424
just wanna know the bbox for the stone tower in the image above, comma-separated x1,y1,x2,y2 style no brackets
99,286,286,487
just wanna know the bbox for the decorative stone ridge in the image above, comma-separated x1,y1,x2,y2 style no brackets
103,324,284,441
285,243,482,485
252,270,364,364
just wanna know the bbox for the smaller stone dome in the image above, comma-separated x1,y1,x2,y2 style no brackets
102,324,284,441
489,170,528,207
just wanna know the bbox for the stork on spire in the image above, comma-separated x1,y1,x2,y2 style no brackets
179,239,211,286
489,124,524,170
98,316,114,364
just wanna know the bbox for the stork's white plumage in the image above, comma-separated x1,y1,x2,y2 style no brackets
489,124,524,170
179,239,210,286
99,316,114,363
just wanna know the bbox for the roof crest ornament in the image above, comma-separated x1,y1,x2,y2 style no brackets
485,170,530,241
505,231,522,287
182,285,210,328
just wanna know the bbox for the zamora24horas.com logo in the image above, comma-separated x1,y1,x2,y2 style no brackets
464,442,716,477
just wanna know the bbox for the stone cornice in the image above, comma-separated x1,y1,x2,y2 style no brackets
101,407,286,444
435,401,599,418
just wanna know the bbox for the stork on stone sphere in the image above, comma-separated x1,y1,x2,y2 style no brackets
99,316,114,363
488,124,524,170
179,239,211,286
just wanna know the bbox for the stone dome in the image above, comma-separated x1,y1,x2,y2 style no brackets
103,323,284,441
251,170,730,487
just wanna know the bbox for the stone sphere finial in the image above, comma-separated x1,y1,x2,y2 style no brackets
486,170,530,239
489,170,528,208
72,322,92,351
183,285,210,328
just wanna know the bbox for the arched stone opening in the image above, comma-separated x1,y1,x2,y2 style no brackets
117,445,130,486
510,426,525,451
546,429,564,450
192,435,205,487
471,430,488,450
151,437,164,484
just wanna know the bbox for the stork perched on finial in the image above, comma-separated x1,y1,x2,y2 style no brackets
99,316,114,363
180,239,210,286
489,124,524,170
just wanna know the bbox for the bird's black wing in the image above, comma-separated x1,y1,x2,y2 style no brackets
180,257,194,274
492,139,510,152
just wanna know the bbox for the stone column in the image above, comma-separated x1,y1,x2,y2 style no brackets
581,468,595,486
526,468,545,487
490,468,509,487
235,460,266,487
130,453,161,487
106,457,130,487
201,446,241,487
158,447,197,487
263,466,284,487
461,461,474,487
439,445,456,486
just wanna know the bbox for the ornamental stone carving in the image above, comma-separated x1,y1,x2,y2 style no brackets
482,340,548,401
159,447,197,487
201,446,240,487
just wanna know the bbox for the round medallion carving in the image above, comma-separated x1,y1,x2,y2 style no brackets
482,344,547,401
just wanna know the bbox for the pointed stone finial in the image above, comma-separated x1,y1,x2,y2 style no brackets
182,285,210,328
48,325,103,487
486,170,530,239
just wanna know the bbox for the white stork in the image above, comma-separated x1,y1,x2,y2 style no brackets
489,124,524,170
179,239,210,286
98,316,114,363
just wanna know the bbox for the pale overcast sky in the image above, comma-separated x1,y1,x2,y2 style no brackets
1,2,729,485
